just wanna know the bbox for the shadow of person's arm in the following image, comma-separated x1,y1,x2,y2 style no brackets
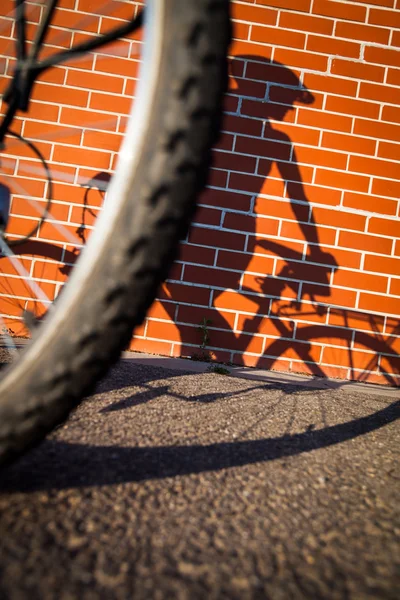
278,145,321,249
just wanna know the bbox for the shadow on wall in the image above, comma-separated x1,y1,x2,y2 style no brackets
0,56,398,386
0,171,109,336
158,55,400,386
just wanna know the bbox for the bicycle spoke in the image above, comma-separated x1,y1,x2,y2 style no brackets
0,237,51,306
2,172,85,247
2,115,120,154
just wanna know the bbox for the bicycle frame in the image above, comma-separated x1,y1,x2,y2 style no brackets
0,0,143,147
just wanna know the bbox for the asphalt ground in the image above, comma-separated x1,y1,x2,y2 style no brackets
0,356,399,600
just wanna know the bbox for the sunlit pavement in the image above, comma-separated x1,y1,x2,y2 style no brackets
0,356,399,599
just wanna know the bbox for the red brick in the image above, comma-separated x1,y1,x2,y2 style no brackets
389,279,400,296
386,68,400,87
32,261,69,284
89,92,132,115
199,188,251,213
281,220,336,245
335,21,390,45
391,30,400,48
353,0,394,6
279,11,333,35
313,247,362,270
189,226,246,252
214,151,256,175
60,107,118,131
259,157,313,183
232,22,250,41
313,207,366,232
218,249,275,275
372,178,400,199
159,282,211,307
360,82,400,105
275,257,334,285
66,69,124,95
378,142,400,162
256,0,311,13
349,155,398,182
364,46,400,69
232,3,277,26
296,325,353,347
297,108,352,133
235,135,291,160
251,26,305,49
285,182,342,207
208,169,228,189
82,130,123,152
382,105,400,125
338,230,392,255
32,82,89,107
26,23,72,49
24,121,82,147
343,192,397,217
11,197,69,223
224,95,239,115
229,39,273,61
256,197,309,222
18,101,59,124
229,75,268,100
236,314,282,337
328,308,384,333
313,0,367,22
295,146,347,170
359,293,400,316
333,269,388,293
309,283,358,308
215,134,235,153
325,96,379,120
368,216,398,238
129,338,173,356
229,172,265,194
364,254,400,276
321,346,379,372
331,58,384,83
177,305,236,331
321,131,376,157
243,272,299,301
214,289,270,314
53,146,111,170
222,114,263,137
274,48,328,72
266,122,320,146
315,169,370,193
245,61,302,86
241,99,295,124
183,265,241,290
192,207,222,228
369,7,400,28
223,212,279,236
178,243,215,267
303,73,358,97
307,35,360,59
354,118,400,143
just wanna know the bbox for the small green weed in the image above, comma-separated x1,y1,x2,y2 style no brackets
209,366,230,375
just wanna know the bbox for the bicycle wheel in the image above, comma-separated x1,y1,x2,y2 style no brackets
0,0,230,466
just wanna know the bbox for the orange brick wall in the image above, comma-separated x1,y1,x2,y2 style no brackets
0,1,399,386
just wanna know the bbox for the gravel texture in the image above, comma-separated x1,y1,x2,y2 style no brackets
0,359,399,599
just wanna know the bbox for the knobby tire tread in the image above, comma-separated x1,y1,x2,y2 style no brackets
0,0,231,466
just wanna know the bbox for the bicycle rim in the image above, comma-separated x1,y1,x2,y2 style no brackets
0,0,231,465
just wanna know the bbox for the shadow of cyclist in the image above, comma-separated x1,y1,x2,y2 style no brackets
169,56,339,365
